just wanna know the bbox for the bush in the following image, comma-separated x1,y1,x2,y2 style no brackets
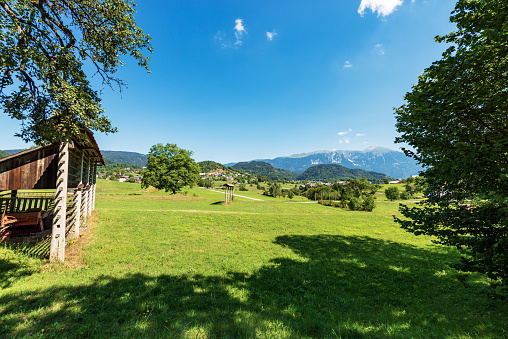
348,197,362,211
385,186,400,201
400,191,412,200
362,195,376,211
238,183,248,191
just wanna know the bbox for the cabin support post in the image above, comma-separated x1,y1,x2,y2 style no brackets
91,164,97,211
10,190,17,213
50,142,69,262
71,188,81,239
83,153,90,220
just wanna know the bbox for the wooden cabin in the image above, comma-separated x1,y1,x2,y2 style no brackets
0,128,104,261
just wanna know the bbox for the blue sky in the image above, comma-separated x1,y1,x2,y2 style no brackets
0,0,457,163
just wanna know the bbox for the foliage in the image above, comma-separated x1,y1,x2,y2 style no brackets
0,0,152,144
311,178,378,211
362,195,376,212
238,183,248,191
198,160,228,173
198,178,214,188
385,187,400,201
297,164,390,181
400,191,412,200
0,150,8,158
394,0,508,283
266,182,282,198
141,143,200,194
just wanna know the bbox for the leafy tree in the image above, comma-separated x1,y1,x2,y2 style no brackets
385,187,400,201
394,0,508,283
142,144,200,194
0,0,152,144
268,182,282,198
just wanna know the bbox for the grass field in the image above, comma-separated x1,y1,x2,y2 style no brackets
0,180,506,338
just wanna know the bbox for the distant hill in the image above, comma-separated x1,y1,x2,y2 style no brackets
1,149,22,155
297,164,390,181
0,150,9,158
0,149,149,167
100,151,148,167
232,161,299,181
198,160,228,173
257,147,423,178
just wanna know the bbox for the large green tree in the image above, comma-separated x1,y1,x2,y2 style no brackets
0,0,151,144
394,0,507,283
142,143,201,194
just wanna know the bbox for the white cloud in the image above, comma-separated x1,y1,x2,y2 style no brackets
358,0,404,17
234,18,247,46
337,129,353,136
343,61,353,69
266,31,277,42
356,133,366,137
345,138,351,144
375,44,385,55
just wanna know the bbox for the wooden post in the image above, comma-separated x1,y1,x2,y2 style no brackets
10,190,17,213
83,153,90,219
79,149,84,185
91,163,97,211
87,158,93,216
50,142,68,262
71,188,81,239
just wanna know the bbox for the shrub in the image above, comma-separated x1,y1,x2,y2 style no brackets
385,186,400,201
400,191,412,200
348,197,362,211
362,195,376,211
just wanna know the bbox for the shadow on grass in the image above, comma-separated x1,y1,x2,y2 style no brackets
1,235,506,338
210,201,224,205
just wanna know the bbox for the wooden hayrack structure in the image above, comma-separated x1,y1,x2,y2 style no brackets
0,128,104,261
224,183,234,205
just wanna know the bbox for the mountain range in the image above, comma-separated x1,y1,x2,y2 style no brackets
250,147,422,178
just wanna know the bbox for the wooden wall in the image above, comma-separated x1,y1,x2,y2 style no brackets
0,145,58,191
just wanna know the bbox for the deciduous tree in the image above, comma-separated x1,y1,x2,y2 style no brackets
394,0,508,283
142,144,200,194
0,0,152,144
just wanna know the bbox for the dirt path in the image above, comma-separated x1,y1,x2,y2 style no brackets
199,187,264,201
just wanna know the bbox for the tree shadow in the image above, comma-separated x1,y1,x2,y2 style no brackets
0,235,506,338
0,258,40,289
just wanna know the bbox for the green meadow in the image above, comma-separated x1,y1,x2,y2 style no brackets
0,180,506,338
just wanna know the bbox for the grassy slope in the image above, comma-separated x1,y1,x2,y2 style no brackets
0,180,506,338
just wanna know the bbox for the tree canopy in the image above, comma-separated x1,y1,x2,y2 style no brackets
141,143,200,194
394,0,508,283
0,0,152,144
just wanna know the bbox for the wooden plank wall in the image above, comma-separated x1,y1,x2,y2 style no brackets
0,146,58,190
